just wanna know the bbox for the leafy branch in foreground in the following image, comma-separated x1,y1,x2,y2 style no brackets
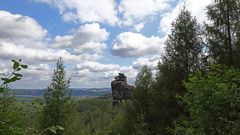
0,59,28,92
28,126,64,135
171,65,240,135
0,59,28,135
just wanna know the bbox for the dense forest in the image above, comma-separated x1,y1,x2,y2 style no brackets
1,0,240,135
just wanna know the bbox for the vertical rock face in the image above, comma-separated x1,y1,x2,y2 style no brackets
111,73,134,106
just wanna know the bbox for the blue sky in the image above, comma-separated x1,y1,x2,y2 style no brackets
0,0,212,88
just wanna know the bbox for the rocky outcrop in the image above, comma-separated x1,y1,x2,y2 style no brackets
111,73,134,106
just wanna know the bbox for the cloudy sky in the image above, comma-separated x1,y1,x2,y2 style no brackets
0,0,212,88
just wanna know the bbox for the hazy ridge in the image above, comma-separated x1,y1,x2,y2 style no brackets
11,88,111,98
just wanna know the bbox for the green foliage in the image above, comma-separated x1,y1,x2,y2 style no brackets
27,126,64,135
150,7,204,135
205,0,240,67
0,59,27,91
115,66,154,135
39,57,72,135
164,6,204,74
0,59,28,135
64,97,123,135
171,65,240,135
2,1,240,135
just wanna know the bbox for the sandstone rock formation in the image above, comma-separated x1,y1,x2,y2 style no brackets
111,73,134,106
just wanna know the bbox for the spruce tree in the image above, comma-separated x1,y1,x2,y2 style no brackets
151,7,204,134
40,57,71,135
133,66,153,134
120,66,154,135
205,0,240,67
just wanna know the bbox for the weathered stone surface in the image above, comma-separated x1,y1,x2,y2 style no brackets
111,73,134,106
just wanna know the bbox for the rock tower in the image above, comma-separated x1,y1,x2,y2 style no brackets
111,73,134,106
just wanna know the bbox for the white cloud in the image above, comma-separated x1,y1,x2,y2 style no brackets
24,64,51,80
133,55,160,70
0,42,100,63
30,64,50,71
159,0,212,34
134,23,144,32
73,42,107,54
72,61,138,87
0,11,110,88
1,0,215,88
54,23,109,54
119,0,171,25
0,62,8,74
0,10,47,44
112,32,164,57
10,64,52,88
0,61,52,88
34,0,119,25
0,12,105,64
75,61,120,72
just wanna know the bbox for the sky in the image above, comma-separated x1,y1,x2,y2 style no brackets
0,0,213,88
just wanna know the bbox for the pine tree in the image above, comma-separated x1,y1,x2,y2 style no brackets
205,0,240,67
151,7,204,134
40,57,72,135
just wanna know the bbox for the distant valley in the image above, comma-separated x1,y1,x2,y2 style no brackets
11,88,111,101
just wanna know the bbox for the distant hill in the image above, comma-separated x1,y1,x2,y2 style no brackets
11,88,111,98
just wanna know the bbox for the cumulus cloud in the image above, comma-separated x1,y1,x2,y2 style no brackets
0,12,105,64
33,0,119,25
75,61,119,72
0,11,111,88
72,61,138,87
54,23,109,54
119,0,171,25
1,0,214,88
0,62,8,74
112,32,164,57
9,64,52,88
30,64,50,71
0,42,100,63
0,10,47,44
134,23,144,32
132,55,161,70
159,0,212,34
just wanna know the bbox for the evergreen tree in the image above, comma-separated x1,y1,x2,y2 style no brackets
133,66,153,134
119,66,154,135
40,57,72,135
151,7,204,134
205,0,240,67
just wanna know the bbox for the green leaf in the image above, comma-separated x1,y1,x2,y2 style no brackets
20,64,28,69
8,76,21,83
12,60,20,70
13,73,23,78
49,128,57,134
1,77,9,82
56,126,64,131
0,87,4,93
16,67,21,71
